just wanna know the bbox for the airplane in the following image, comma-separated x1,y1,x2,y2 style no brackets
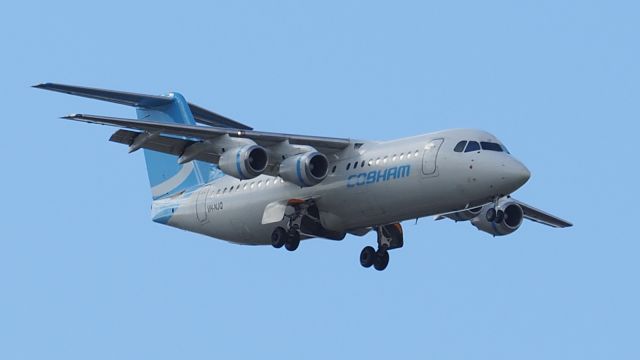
35,83,572,271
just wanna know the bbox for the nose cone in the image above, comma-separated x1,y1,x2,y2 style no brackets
505,160,531,190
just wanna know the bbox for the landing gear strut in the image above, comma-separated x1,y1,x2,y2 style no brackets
360,223,403,271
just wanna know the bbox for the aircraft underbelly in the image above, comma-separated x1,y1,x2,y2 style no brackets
163,154,464,245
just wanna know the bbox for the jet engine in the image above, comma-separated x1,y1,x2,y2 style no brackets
279,151,329,187
471,200,524,236
218,144,269,180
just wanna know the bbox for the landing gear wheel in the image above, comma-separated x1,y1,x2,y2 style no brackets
271,227,287,248
285,229,300,252
373,250,390,271
486,208,496,222
360,246,376,268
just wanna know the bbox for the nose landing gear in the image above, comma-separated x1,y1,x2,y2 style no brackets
360,223,403,271
485,207,505,223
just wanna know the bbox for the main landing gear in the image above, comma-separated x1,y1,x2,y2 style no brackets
270,200,308,252
270,200,347,253
271,226,300,251
360,223,403,271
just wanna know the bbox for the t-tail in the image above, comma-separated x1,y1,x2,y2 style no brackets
135,93,213,200
32,83,236,200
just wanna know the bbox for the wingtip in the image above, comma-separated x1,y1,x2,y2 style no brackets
32,82,48,88
61,113,80,120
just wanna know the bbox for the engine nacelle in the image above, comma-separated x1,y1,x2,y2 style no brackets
218,144,268,180
471,200,524,236
279,151,329,187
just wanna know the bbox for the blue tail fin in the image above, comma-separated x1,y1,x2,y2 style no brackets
137,92,213,200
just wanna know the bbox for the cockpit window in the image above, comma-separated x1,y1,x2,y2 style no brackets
453,141,467,152
480,142,503,152
464,141,480,152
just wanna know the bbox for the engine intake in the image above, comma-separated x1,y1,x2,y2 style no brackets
218,144,268,179
279,151,329,187
471,200,524,236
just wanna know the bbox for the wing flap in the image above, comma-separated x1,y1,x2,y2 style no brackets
109,129,220,163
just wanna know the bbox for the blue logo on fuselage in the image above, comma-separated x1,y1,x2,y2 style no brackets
347,165,411,188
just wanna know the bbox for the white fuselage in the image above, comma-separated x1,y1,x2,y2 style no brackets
155,129,530,245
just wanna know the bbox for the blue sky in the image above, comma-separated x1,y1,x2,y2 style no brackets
1,1,639,359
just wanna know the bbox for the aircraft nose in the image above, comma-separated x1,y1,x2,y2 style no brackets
505,160,530,189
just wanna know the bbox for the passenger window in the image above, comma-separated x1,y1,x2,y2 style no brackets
217,189,221,195
465,141,480,152
415,150,419,157
406,152,411,159
242,184,247,190
361,160,365,168
258,180,262,188
331,165,336,173
368,159,373,166
383,156,388,164
375,158,381,165
353,161,358,169
392,154,397,161
481,142,503,152
454,141,467,152
223,188,227,193
250,182,255,189
399,153,404,160
346,162,351,170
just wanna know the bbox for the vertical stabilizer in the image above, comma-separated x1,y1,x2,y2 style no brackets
137,92,212,200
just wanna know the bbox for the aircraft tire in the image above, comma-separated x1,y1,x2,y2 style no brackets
271,227,287,248
285,229,300,251
486,208,496,222
360,246,376,268
373,250,389,271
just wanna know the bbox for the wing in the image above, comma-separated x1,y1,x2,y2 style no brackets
436,198,572,228
109,129,221,164
513,199,573,228
64,113,351,155
33,82,253,130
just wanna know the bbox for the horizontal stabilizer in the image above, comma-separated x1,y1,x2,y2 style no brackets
34,83,252,130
